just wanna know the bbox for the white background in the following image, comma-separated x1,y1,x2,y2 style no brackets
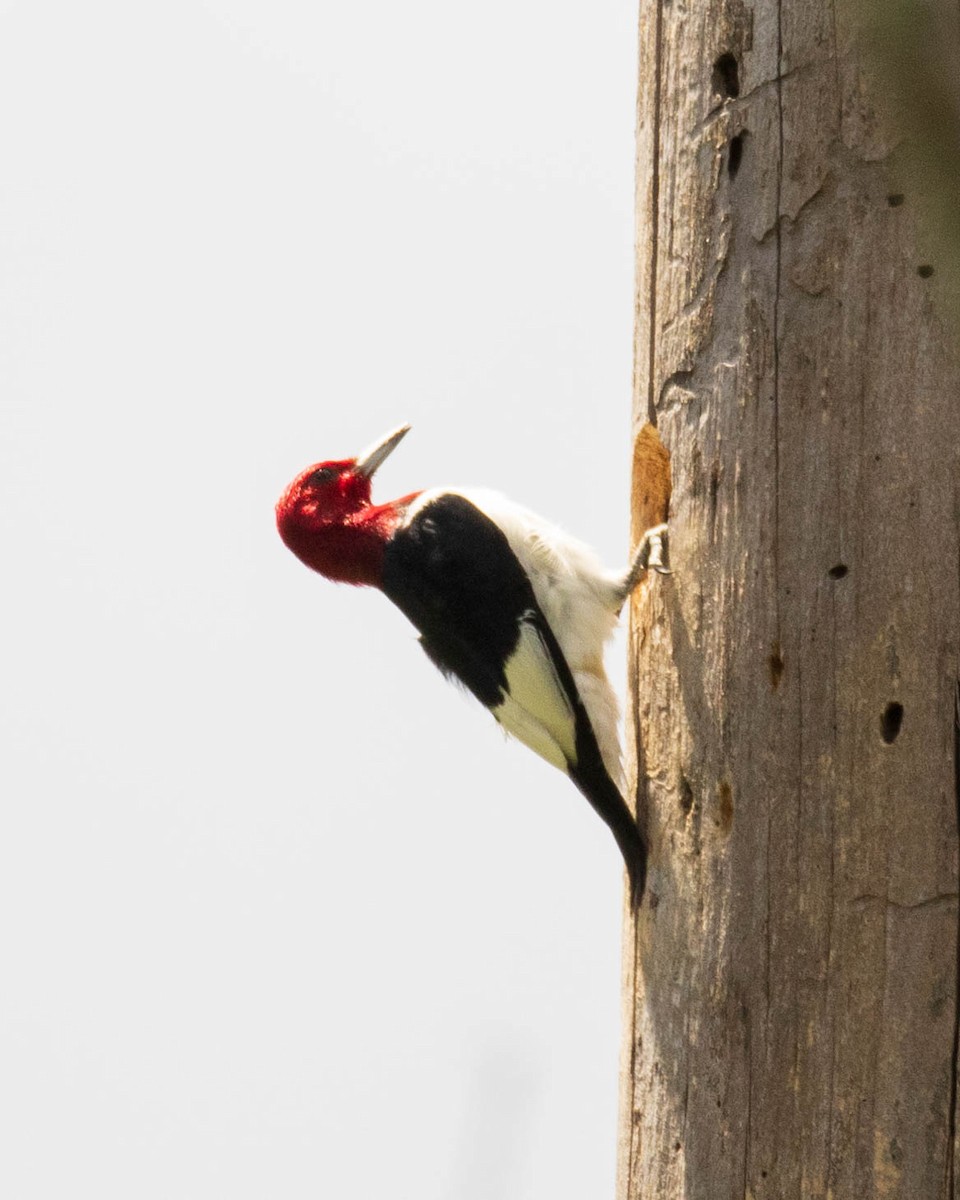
0,2,640,1195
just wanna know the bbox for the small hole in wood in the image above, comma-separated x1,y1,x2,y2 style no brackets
727,132,745,179
887,193,905,207
712,52,740,98
881,702,904,744
709,460,721,517
679,775,694,814
827,563,848,579
768,643,784,689
717,780,733,833
918,264,935,278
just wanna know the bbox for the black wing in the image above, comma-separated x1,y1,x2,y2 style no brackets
382,493,554,709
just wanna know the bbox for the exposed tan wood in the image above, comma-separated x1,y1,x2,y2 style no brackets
631,424,672,538
620,0,960,1196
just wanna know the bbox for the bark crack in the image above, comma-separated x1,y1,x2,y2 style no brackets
626,913,641,1198
764,809,772,1022
645,0,665,426
850,893,960,912
830,0,842,131
772,0,784,615
945,678,960,1198
742,1010,753,1199
624,629,643,1199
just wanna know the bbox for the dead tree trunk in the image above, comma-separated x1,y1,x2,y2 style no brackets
619,0,960,1196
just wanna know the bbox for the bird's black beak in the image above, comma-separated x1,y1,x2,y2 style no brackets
355,424,411,479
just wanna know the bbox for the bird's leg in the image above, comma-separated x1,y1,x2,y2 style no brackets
614,523,670,610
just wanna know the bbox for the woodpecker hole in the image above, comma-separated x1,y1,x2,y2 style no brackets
712,52,740,99
632,423,672,532
717,780,734,833
881,702,904,744
768,643,784,689
828,563,849,579
887,193,905,207
727,132,745,179
918,264,935,278
679,775,694,815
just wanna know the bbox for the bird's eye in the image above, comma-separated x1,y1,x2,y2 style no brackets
308,467,337,486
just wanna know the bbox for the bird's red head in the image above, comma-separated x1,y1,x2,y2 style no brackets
276,424,414,587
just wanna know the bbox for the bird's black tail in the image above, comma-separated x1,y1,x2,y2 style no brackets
608,802,647,908
570,753,648,907
616,815,648,909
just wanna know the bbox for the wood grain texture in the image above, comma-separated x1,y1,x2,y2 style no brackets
620,1,960,1196
853,0,960,331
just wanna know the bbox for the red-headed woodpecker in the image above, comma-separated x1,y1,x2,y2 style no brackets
276,425,669,904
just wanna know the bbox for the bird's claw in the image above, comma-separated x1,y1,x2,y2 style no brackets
638,523,671,576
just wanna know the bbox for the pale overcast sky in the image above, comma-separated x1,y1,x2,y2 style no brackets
1,2,640,1196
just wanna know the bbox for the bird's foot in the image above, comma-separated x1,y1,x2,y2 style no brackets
613,524,671,612
614,524,671,611
634,523,671,577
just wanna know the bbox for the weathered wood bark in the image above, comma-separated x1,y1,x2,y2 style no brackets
855,0,960,329
619,0,960,1196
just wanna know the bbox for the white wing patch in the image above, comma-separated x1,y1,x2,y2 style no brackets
490,613,577,774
